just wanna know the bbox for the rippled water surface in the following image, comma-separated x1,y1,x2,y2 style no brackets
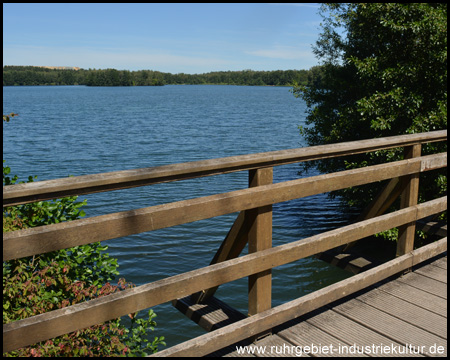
3,85,355,347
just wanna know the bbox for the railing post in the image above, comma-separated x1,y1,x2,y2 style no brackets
396,144,421,257
247,167,273,319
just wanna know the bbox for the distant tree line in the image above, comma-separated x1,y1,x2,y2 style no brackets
2,66,314,87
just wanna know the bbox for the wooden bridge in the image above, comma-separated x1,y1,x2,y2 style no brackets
203,254,447,357
3,130,447,356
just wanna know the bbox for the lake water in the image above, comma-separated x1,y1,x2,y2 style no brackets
3,85,355,348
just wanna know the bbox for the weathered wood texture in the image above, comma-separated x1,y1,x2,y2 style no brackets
397,144,422,257
247,168,273,317
190,211,249,303
3,153,446,262
341,176,403,253
217,256,447,357
172,296,247,332
3,200,446,353
278,268,446,357
3,131,447,355
358,177,404,221
193,168,273,304
152,240,446,357
315,249,378,274
3,130,446,207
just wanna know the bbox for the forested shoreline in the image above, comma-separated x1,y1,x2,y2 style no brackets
3,66,314,87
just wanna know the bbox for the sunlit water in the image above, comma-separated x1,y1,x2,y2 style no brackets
3,85,356,347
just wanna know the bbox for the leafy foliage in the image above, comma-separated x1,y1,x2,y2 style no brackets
3,260,163,357
292,4,447,214
3,112,19,123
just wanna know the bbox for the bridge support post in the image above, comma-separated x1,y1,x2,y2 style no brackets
247,167,273,323
396,144,421,258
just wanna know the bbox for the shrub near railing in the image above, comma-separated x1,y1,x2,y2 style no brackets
2,166,165,355
4,261,139,356
3,263,164,356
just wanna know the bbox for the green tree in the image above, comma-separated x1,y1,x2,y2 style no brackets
292,3,447,214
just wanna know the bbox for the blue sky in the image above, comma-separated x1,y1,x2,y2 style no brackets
3,3,323,74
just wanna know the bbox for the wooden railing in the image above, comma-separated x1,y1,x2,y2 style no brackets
3,130,447,355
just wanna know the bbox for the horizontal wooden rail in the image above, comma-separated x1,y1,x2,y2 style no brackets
3,197,446,353
3,130,446,207
153,237,447,357
3,131,447,354
3,152,446,261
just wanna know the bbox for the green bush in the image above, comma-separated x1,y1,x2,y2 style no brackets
3,259,164,356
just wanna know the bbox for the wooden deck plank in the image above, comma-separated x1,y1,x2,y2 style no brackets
172,295,247,332
253,335,307,357
207,257,448,358
331,298,447,356
377,280,447,316
209,334,300,357
315,250,377,274
168,255,447,357
206,255,447,358
396,272,447,299
206,336,255,357
277,319,368,357
155,245,444,357
355,286,447,338
304,308,424,357
215,344,256,358
208,340,256,358
414,265,447,283
430,256,447,270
